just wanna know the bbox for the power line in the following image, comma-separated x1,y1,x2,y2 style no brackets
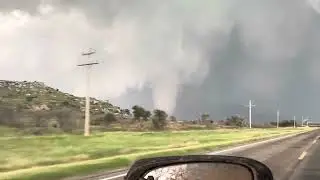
77,48,99,136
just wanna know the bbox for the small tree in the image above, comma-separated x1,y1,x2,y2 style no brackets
142,110,151,121
33,112,43,127
152,109,168,130
26,96,33,102
104,113,117,124
132,105,145,120
54,108,74,132
201,113,210,121
15,104,24,112
278,120,295,127
170,116,177,122
62,101,69,106
226,116,245,127
124,109,131,115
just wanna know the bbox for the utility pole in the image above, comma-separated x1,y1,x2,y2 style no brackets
77,48,99,136
245,100,256,129
301,116,304,126
277,110,280,128
302,117,311,127
293,116,296,128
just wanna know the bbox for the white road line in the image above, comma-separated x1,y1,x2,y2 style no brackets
208,133,303,155
297,136,318,161
312,139,317,144
101,131,308,180
100,173,127,180
298,151,307,160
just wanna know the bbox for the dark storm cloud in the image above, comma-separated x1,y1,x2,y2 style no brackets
1,0,320,122
172,1,320,121
0,0,42,13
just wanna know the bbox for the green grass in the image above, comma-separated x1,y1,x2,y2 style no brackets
0,127,314,180
0,126,22,137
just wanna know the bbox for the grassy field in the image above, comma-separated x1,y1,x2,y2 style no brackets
0,127,314,180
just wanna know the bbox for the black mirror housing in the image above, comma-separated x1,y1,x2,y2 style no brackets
125,155,274,180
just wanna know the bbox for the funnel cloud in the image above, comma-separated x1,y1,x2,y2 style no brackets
1,0,320,121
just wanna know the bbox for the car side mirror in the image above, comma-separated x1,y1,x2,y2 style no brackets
125,155,274,180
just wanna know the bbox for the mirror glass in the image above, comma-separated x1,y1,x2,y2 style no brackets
142,162,253,180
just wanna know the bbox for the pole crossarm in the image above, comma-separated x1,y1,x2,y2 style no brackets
77,62,99,66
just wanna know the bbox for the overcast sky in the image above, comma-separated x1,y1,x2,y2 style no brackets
1,0,320,121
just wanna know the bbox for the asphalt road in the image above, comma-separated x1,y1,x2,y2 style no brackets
68,129,320,180
290,134,320,180
215,129,320,180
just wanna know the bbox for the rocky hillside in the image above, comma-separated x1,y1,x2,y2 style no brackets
0,80,130,133
0,80,128,113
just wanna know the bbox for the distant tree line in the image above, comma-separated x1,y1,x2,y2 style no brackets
190,114,247,128
225,116,246,127
131,105,168,130
270,120,296,127
87,105,171,130
4,100,288,135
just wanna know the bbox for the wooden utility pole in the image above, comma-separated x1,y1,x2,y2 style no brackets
77,48,99,136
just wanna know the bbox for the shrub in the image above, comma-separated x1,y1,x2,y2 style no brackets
104,113,117,124
152,109,168,130
26,96,33,102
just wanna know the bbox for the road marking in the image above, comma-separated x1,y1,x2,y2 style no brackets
298,151,307,160
208,133,304,155
101,131,310,180
296,136,318,161
100,173,127,180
